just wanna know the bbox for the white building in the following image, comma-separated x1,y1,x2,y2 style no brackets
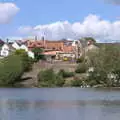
20,44,28,52
28,51,34,59
0,44,10,57
12,42,20,50
0,42,34,59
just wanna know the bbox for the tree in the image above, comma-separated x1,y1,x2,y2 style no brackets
15,49,33,72
32,48,45,61
83,37,96,43
87,44,120,87
0,55,24,86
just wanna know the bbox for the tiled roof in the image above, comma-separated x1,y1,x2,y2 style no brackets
26,40,75,53
0,39,4,45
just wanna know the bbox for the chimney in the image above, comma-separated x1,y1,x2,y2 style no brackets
6,38,9,43
41,36,44,41
41,36,46,48
35,36,37,41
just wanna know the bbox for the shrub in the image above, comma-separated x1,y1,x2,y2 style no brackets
75,62,88,73
0,55,24,86
20,53,33,72
76,57,84,63
87,45,120,87
55,75,65,87
32,48,45,61
70,80,83,87
58,69,74,78
37,69,65,87
15,49,26,55
15,49,33,72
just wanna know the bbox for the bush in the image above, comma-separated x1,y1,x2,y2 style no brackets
87,45,120,87
32,48,45,61
15,49,33,72
70,80,83,87
58,69,74,78
0,55,24,86
76,57,84,63
37,69,65,87
20,53,33,72
15,49,26,55
75,62,88,73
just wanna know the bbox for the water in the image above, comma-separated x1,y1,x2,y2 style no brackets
0,88,120,120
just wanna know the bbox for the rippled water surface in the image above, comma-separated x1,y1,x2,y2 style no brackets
0,88,120,120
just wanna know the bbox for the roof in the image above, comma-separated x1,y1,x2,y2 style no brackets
26,40,76,54
27,40,44,48
0,39,4,46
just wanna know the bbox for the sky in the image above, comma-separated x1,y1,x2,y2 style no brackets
0,0,120,42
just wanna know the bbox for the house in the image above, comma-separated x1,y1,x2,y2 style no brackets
0,44,10,57
0,41,34,59
20,44,28,52
12,42,20,50
0,39,4,47
28,51,34,59
26,39,77,61
72,38,99,59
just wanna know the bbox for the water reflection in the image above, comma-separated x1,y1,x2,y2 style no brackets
0,99,120,120
0,88,120,120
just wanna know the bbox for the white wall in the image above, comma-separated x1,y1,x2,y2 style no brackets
20,45,28,52
12,42,20,49
0,44,9,57
28,51,34,59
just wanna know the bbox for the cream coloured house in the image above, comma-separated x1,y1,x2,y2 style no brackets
0,44,10,57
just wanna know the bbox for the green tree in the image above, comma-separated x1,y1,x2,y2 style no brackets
0,55,24,86
15,49,33,72
32,48,45,61
87,45,120,87
37,69,65,87
83,37,96,43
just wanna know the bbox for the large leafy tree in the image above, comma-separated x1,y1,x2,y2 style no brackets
83,37,96,43
87,44,120,87
32,48,45,61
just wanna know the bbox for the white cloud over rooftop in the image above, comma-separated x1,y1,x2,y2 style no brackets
18,14,120,42
0,2,19,24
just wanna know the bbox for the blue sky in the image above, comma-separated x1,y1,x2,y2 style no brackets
0,0,120,41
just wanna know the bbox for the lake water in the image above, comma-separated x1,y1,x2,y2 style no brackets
0,88,120,120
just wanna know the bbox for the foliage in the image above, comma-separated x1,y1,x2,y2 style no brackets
58,69,74,78
20,53,33,72
37,69,65,87
87,45,120,87
70,80,83,87
75,62,88,73
76,56,84,63
15,49,33,72
83,37,96,43
0,55,24,86
32,48,45,61
15,49,26,55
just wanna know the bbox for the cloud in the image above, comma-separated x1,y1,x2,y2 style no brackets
0,2,19,24
18,14,120,42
